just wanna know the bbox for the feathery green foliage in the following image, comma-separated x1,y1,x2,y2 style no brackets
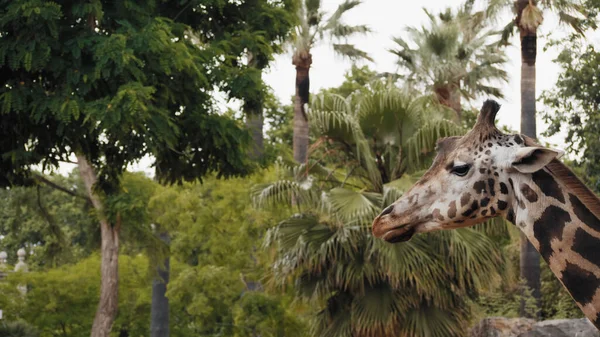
390,4,508,114
293,0,372,62
255,84,507,337
0,0,271,191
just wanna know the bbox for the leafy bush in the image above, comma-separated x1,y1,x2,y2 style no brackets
0,321,39,337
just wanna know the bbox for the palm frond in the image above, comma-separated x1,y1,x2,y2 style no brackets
330,24,371,38
251,179,318,208
520,3,544,32
331,44,373,62
325,0,362,29
322,187,382,225
309,97,382,190
404,119,464,170
558,11,586,35
499,21,516,46
382,173,423,205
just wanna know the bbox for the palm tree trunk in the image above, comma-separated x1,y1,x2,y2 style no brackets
293,52,312,163
434,84,461,121
448,83,461,120
518,20,541,318
150,232,170,337
246,111,264,160
77,154,120,337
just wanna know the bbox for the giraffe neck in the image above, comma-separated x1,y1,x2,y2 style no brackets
511,167,600,328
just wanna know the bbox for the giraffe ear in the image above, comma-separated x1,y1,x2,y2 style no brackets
512,147,564,173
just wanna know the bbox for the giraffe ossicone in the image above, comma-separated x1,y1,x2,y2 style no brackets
372,99,600,329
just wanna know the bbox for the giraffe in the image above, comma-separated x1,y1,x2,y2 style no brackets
372,99,600,329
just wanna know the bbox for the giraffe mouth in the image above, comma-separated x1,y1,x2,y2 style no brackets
382,226,416,243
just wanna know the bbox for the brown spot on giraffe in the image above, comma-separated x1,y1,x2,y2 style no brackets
447,201,457,219
506,208,516,224
520,183,538,203
533,205,570,260
460,193,471,207
473,181,486,194
497,200,508,211
513,134,523,144
462,201,479,217
572,228,600,267
561,262,600,306
570,193,600,233
500,182,508,194
487,178,495,196
432,209,444,221
532,169,565,203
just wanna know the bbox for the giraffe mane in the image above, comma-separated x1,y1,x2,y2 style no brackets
545,159,600,219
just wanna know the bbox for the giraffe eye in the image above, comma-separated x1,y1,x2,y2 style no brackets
451,164,470,177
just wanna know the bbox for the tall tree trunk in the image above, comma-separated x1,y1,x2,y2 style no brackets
150,232,170,337
77,154,120,337
245,111,264,160
518,6,541,317
434,83,461,121
448,83,461,120
292,51,312,163
245,52,264,160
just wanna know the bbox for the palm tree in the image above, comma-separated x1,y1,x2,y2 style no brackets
254,83,507,336
292,0,372,163
390,5,508,120
490,0,589,317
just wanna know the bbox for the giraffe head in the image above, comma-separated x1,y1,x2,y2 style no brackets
372,100,564,243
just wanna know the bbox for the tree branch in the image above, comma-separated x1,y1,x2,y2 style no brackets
33,174,91,204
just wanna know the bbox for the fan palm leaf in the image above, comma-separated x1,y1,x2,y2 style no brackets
391,5,509,113
257,84,508,336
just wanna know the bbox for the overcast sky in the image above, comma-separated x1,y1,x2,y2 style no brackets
263,0,600,150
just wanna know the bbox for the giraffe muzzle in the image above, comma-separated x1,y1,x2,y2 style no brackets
384,226,416,243
371,213,417,243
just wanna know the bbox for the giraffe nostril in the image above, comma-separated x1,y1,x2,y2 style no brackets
381,205,394,216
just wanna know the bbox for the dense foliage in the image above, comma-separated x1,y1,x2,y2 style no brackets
253,82,510,337
541,44,600,192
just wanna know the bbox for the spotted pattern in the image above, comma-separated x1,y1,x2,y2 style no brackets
561,262,600,306
532,169,565,203
570,193,600,232
572,228,600,268
506,208,516,224
460,193,471,207
520,183,539,203
487,178,496,196
433,209,444,221
462,201,479,217
500,182,508,194
448,201,457,219
593,313,600,330
473,181,487,194
533,206,570,259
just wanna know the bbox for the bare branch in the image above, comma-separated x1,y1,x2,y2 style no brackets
33,174,91,203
